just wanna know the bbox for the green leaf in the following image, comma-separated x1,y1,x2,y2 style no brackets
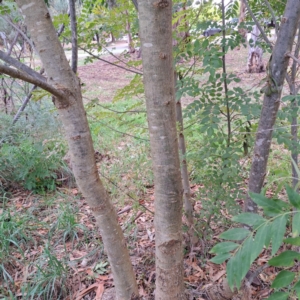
210,242,239,254
266,292,289,300
271,215,287,255
284,237,300,246
249,192,282,213
269,250,300,267
281,95,296,102
232,213,266,228
293,280,300,298
226,237,252,291
210,253,231,264
292,212,300,237
271,270,295,289
286,186,300,209
251,224,268,261
227,251,242,290
219,228,250,241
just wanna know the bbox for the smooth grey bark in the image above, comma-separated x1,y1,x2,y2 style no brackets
0,50,46,82
245,0,300,212
68,0,78,73
138,0,185,299
14,1,138,299
0,64,64,98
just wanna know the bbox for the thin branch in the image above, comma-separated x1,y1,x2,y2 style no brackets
131,0,138,11
2,16,36,53
262,0,279,35
92,100,146,114
0,64,65,99
243,0,272,48
102,44,142,73
88,116,149,141
98,170,154,214
62,36,143,75
286,51,300,65
0,50,46,82
12,85,37,124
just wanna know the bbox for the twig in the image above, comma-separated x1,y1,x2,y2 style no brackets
243,0,272,48
62,36,143,75
245,264,269,287
87,114,149,141
98,170,154,215
285,51,300,65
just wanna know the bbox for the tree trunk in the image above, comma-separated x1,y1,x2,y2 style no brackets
174,72,195,243
125,11,135,53
15,1,138,299
288,22,300,190
138,0,185,299
244,0,300,212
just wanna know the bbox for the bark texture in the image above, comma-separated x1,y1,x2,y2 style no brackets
138,0,185,299
245,0,300,212
15,1,138,298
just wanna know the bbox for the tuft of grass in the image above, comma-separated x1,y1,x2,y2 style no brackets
22,244,68,300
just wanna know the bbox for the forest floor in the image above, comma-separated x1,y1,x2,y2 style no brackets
1,42,284,300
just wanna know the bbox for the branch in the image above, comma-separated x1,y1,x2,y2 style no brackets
63,36,143,75
0,49,46,82
286,52,300,66
243,0,272,48
131,0,138,11
12,85,37,124
263,0,279,35
2,16,36,53
0,64,65,99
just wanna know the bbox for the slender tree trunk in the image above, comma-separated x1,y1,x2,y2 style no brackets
68,0,78,73
288,22,300,189
138,0,185,299
174,72,195,241
244,0,300,212
15,1,138,298
125,11,135,53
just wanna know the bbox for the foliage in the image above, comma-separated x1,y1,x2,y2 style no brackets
0,106,67,193
0,208,32,283
22,244,68,300
49,202,87,246
210,187,300,299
